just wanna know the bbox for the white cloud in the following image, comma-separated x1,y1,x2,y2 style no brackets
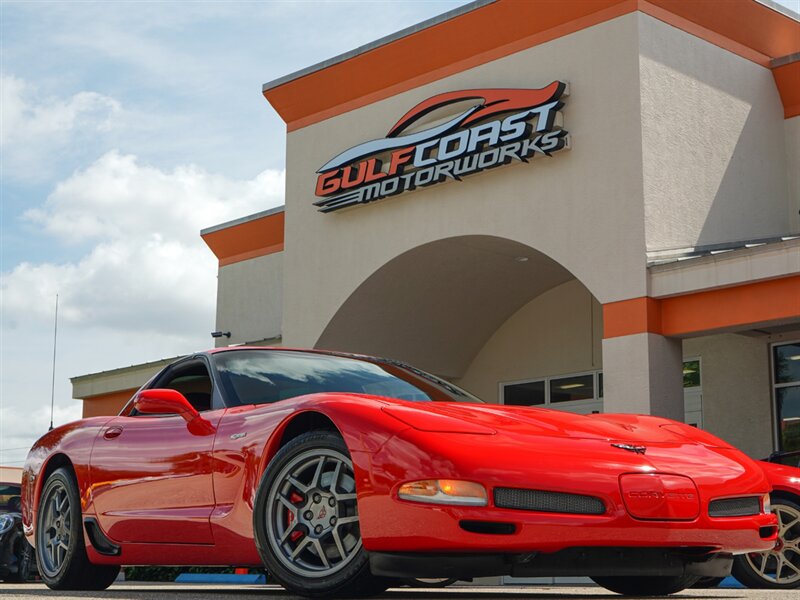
4,151,284,332
1,152,284,455
1,74,123,180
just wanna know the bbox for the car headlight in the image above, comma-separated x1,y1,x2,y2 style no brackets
0,514,13,535
398,479,488,506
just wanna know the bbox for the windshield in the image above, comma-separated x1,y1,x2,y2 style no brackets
0,483,21,513
212,350,483,406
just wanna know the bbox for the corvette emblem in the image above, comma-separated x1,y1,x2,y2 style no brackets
612,443,647,455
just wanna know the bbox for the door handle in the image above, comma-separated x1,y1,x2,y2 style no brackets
103,426,123,440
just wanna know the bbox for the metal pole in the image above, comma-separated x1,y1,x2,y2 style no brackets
49,294,59,431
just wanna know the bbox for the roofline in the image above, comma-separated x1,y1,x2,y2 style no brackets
200,205,285,236
70,356,180,384
756,0,800,21
261,0,494,93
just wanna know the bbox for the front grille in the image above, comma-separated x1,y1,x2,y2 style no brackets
708,496,761,517
494,487,606,515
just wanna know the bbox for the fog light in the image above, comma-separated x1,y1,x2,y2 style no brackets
763,494,771,514
398,479,487,506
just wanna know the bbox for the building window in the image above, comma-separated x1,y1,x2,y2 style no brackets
503,379,545,406
774,342,800,452
683,359,701,388
501,371,601,414
550,374,594,403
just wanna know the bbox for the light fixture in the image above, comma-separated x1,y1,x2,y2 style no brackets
788,354,800,361
559,383,584,389
211,331,231,338
683,368,696,374
398,479,487,506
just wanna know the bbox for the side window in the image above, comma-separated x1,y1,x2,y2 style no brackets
157,361,214,413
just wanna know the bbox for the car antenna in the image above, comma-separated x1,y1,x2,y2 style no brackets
49,293,59,431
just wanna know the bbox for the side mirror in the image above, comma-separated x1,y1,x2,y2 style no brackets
133,389,215,436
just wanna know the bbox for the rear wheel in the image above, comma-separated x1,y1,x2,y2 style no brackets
591,574,700,596
254,430,391,598
36,467,120,590
732,496,800,589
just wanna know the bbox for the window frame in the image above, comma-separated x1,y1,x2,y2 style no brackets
147,354,223,413
499,370,602,411
771,339,800,452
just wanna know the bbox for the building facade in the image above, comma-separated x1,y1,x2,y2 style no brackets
75,0,800,461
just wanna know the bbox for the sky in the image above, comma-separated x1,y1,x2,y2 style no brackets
1,0,799,467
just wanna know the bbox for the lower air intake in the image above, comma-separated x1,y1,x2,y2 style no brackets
708,497,761,517
494,487,605,515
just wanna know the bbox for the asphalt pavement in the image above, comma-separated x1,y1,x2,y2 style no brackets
0,583,796,600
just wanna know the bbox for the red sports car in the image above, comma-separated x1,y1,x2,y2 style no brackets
22,347,778,597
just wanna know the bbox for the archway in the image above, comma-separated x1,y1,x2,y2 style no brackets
315,235,599,382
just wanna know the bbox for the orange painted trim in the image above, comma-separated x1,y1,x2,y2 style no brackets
218,243,285,267
201,211,285,267
284,0,636,132
264,0,800,131
773,60,800,119
603,275,800,339
603,297,662,339
660,275,800,337
639,1,771,67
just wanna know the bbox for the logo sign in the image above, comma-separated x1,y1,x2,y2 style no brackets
314,81,569,213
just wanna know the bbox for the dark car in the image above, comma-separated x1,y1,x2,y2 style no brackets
0,467,34,582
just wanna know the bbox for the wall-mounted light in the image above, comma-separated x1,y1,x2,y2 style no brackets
211,331,231,338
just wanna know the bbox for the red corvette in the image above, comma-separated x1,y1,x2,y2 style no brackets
22,347,778,597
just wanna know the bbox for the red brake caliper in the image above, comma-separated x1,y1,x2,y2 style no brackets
288,491,305,541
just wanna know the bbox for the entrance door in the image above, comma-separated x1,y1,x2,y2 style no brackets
90,358,221,544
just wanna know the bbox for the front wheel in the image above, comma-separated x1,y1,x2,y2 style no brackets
36,467,120,590
591,574,700,596
731,496,800,589
253,430,391,598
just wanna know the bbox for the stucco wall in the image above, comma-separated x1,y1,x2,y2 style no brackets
282,13,647,351
682,333,773,458
215,252,283,346
639,13,790,251
786,116,800,234
457,279,602,403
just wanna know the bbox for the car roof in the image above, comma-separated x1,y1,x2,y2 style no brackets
204,346,394,363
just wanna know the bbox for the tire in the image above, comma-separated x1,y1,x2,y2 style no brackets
591,574,700,596
35,467,120,590
7,538,33,582
731,495,800,589
253,430,391,598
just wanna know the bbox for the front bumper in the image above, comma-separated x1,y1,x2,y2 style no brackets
369,547,734,579
358,494,778,554
357,430,778,556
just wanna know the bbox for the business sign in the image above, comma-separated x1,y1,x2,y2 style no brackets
314,81,569,213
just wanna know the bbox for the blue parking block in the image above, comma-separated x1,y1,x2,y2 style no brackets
718,576,745,588
175,573,267,584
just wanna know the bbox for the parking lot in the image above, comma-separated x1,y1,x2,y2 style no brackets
1,583,797,600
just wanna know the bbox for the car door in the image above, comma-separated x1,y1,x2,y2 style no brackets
90,357,222,544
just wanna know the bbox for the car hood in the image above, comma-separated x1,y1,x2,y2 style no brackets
381,400,724,446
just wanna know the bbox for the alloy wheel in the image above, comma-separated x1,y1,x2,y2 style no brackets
38,481,71,577
265,448,361,578
745,503,800,585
